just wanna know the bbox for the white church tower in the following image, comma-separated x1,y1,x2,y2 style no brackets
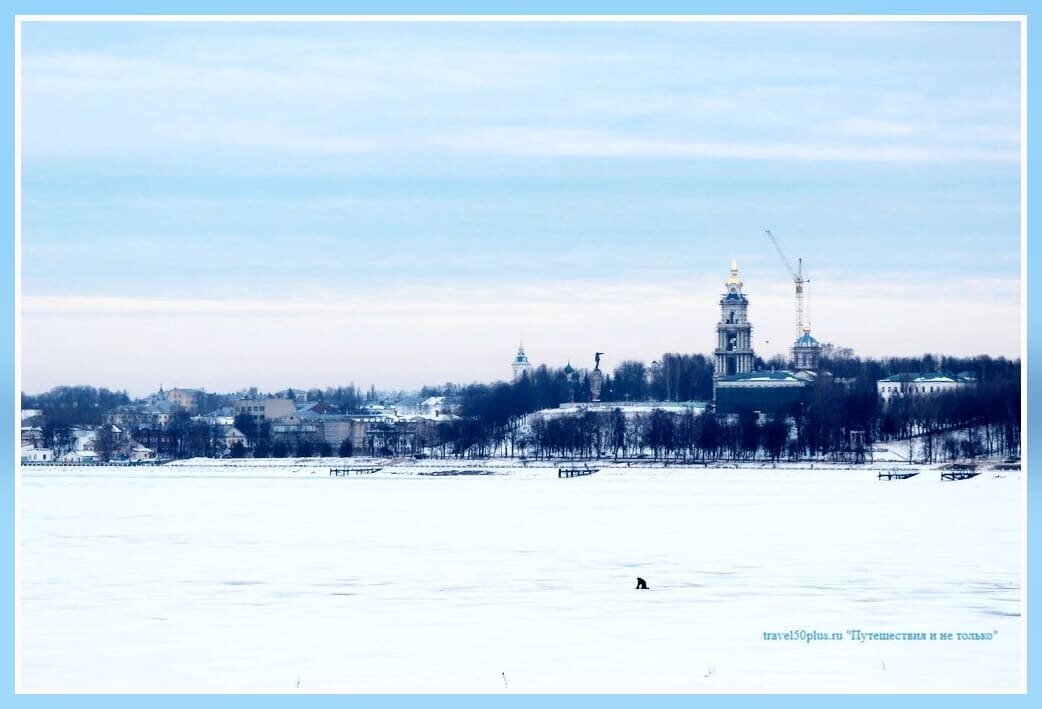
511,341,533,381
713,259,756,379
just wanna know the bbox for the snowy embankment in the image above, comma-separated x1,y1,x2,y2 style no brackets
19,461,1022,692
153,453,1017,480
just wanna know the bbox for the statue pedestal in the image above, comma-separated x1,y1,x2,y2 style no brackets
589,369,604,403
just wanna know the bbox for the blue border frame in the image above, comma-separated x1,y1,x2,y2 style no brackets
2,1,1035,706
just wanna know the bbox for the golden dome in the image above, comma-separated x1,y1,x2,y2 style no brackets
725,258,743,287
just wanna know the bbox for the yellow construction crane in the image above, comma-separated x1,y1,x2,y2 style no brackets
765,229,810,341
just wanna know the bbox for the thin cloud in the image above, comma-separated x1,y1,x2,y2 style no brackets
22,272,1019,319
435,128,1018,163
21,24,1020,164
21,277,1021,395
17,21,1021,393
827,116,919,138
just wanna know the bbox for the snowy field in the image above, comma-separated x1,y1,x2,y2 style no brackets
18,459,1023,692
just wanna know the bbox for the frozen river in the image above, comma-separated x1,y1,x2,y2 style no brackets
18,460,1023,692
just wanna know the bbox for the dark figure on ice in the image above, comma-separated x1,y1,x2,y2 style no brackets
636,577,648,590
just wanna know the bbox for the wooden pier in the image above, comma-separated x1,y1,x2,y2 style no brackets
329,466,383,476
878,470,919,480
941,471,980,481
558,465,599,479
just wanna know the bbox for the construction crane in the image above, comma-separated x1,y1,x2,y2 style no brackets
764,229,809,341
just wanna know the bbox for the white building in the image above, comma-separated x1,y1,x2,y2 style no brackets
127,445,157,462
234,397,295,423
877,372,978,405
215,425,248,452
70,428,98,452
21,426,44,448
106,399,180,429
60,450,99,464
713,260,755,379
20,446,53,463
512,342,533,381
164,387,204,412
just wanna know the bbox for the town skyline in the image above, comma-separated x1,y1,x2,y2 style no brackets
19,19,1022,395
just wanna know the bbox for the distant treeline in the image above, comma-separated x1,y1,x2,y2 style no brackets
422,353,717,408
419,351,1020,462
21,351,1020,463
22,386,132,449
22,385,132,422
20,383,368,459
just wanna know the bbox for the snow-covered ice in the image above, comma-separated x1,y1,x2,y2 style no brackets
18,460,1023,692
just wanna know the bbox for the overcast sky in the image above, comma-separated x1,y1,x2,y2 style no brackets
19,19,1022,397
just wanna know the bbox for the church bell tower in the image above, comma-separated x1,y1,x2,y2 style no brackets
512,341,533,381
714,259,755,379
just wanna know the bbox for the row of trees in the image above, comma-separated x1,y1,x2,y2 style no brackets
879,379,1020,462
418,353,718,414
23,350,1021,464
525,409,791,462
291,385,366,412
81,419,359,462
424,351,1021,462
243,437,355,459
610,354,716,402
24,386,132,447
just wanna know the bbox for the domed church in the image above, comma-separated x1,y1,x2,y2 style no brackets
713,260,823,415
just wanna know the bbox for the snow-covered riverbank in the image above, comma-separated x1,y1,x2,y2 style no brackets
18,461,1022,691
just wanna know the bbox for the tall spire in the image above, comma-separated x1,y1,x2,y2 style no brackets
715,259,754,379
512,340,532,381
726,258,743,288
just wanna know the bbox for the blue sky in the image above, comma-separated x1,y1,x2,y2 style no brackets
19,19,1022,395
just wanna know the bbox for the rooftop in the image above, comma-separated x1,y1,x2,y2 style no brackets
878,371,978,384
717,370,803,383
793,332,820,348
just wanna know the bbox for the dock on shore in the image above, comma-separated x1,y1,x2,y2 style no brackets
878,470,919,480
941,471,980,481
558,465,599,479
329,466,383,476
